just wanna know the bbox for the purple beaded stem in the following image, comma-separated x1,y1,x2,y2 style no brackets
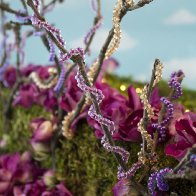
168,70,184,99
48,37,55,62
156,168,172,191
148,172,158,195
54,65,65,94
152,97,174,141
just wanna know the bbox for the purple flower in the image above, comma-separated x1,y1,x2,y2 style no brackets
165,112,196,160
112,179,131,196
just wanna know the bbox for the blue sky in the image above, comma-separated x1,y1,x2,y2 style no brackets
2,0,196,89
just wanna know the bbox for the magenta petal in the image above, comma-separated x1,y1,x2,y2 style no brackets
112,179,130,196
150,87,161,106
165,141,190,160
127,86,141,110
0,182,10,193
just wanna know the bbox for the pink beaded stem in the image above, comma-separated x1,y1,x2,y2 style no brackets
31,15,65,48
30,0,65,60
117,162,143,180
75,69,130,161
33,0,41,12
84,17,103,47
91,0,97,12
72,47,143,179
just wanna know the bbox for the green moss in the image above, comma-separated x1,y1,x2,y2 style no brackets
0,75,196,195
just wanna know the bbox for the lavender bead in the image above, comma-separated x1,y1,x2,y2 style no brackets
54,65,65,94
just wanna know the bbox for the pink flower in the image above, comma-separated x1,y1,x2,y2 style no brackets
3,66,16,87
87,85,161,142
165,112,196,160
0,152,38,194
13,83,40,108
30,118,54,142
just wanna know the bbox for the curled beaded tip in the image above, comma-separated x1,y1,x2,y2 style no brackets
168,70,184,100
152,97,174,141
153,62,163,87
148,172,158,195
156,168,172,191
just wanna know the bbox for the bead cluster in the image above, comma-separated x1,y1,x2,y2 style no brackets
62,110,75,139
140,85,154,119
148,168,172,194
30,72,57,89
152,97,174,141
168,70,184,99
153,62,163,87
53,65,65,94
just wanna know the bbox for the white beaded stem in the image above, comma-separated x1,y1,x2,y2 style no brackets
30,72,57,89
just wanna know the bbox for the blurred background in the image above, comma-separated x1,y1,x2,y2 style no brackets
2,0,196,89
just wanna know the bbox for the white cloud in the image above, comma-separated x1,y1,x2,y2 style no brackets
70,29,137,52
163,58,196,89
164,9,196,25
